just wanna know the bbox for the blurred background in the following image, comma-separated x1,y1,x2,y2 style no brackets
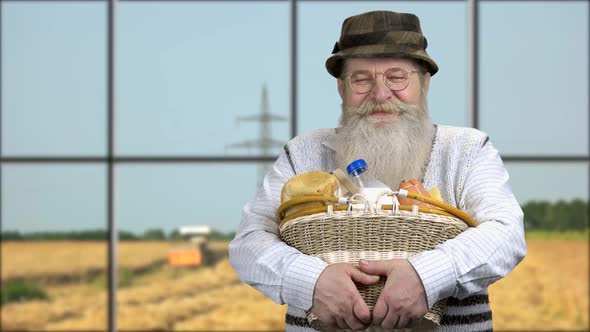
0,0,588,331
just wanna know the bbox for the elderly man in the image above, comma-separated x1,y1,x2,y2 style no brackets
229,10,526,331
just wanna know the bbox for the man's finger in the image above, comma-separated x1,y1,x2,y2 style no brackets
371,296,388,326
344,311,366,331
349,267,380,285
319,315,336,328
358,259,392,276
381,309,399,329
335,316,349,330
396,315,411,329
406,317,419,329
352,296,371,325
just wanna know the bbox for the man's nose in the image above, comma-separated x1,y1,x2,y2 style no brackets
370,75,394,103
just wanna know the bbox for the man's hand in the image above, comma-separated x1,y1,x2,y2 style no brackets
358,259,428,329
311,263,380,331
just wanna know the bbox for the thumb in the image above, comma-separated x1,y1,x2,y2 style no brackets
358,259,392,276
349,267,380,285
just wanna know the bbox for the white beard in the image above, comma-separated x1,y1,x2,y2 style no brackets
334,99,435,190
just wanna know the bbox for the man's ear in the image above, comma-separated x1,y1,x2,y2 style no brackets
424,72,431,92
337,79,345,99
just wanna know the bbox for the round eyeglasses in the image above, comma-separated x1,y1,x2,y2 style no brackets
342,67,420,94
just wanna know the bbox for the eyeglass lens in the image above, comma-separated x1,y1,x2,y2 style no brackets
348,68,410,93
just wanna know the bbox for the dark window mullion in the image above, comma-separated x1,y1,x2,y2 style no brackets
290,0,297,138
0,0,4,304
468,0,479,129
3,156,589,164
107,0,116,331
0,156,281,163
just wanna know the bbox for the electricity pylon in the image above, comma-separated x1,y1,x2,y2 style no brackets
225,83,287,185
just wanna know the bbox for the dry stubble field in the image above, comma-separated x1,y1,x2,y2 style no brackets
1,239,588,331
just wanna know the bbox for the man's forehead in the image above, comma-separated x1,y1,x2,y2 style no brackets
345,58,418,71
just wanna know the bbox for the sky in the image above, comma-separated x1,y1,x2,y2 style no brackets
1,1,588,234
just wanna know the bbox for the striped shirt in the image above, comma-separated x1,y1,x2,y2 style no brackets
229,125,526,331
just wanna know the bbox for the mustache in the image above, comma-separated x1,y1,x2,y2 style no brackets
343,100,420,117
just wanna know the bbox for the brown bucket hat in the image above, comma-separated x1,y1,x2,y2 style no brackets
326,10,439,78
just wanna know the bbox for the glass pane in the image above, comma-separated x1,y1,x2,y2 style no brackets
1,165,107,331
506,163,588,206
490,163,588,331
298,2,468,134
1,2,107,156
116,3,290,156
115,164,285,330
480,2,589,156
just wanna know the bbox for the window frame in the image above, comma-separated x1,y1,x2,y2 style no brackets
0,0,588,331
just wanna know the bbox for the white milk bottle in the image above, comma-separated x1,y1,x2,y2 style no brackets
346,159,392,206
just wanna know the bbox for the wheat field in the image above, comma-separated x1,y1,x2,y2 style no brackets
1,239,588,331
489,239,588,331
1,241,170,282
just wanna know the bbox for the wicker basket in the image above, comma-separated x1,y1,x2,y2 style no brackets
278,193,470,331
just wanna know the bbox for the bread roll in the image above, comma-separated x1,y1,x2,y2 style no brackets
398,179,437,209
280,171,339,217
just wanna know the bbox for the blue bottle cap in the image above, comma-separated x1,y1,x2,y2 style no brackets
346,159,367,175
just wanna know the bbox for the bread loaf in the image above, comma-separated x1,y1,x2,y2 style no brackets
280,171,339,217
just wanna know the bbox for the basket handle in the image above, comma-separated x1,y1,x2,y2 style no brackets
402,191,477,227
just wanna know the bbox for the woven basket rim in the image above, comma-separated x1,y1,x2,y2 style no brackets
279,208,466,234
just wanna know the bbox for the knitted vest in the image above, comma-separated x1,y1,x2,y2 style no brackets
283,125,493,332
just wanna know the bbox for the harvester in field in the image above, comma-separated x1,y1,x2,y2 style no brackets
168,225,212,267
